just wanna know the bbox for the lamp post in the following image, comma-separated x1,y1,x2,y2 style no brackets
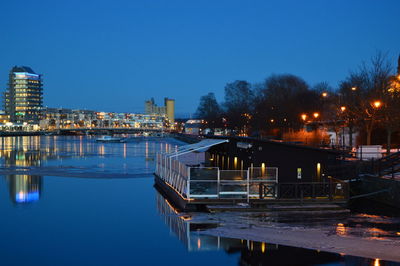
340,106,346,149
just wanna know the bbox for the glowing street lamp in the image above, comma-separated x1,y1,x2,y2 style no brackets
301,114,307,121
313,112,320,119
322,92,328,97
351,87,357,91
373,100,382,109
340,106,346,112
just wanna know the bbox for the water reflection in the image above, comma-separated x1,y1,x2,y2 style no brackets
0,136,181,205
7,175,41,204
156,190,400,265
1,148,44,204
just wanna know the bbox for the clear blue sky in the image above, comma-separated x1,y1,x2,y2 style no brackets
0,0,399,117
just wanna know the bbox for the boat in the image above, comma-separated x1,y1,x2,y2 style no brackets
95,136,127,143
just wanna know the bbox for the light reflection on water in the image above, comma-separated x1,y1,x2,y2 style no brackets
155,190,400,265
249,210,400,241
0,136,399,266
0,135,181,205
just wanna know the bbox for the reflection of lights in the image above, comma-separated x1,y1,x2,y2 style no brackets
197,238,201,249
374,258,380,266
336,223,347,236
180,215,192,221
164,199,179,214
367,228,386,240
15,191,39,203
261,242,265,253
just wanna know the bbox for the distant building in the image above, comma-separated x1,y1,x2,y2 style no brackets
4,66,43,124
184,119,203,135
145,97,175,124
164,98,175,124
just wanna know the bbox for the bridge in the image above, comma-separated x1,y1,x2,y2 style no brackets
56,127,164,135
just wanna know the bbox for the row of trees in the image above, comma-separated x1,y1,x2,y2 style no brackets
195,52,400,150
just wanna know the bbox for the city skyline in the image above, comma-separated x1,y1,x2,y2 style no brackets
1,0,400,116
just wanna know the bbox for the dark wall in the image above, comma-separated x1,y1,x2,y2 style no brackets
208,137,343,183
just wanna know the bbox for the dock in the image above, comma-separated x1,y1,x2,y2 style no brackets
154,138,349,211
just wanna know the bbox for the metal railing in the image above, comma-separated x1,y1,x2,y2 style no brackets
261,180,349,200
156,152,278,200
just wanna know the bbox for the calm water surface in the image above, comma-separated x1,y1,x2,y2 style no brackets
0,136,398,266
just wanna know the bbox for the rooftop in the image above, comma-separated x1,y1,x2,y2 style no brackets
11,66,36,74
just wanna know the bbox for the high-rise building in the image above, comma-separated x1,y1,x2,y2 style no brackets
144,97,175,124
164,97,175,124
4,66,43,123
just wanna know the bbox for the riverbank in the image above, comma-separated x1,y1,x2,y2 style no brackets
189,211,400,262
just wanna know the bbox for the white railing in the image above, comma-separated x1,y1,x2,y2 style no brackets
156,152,278,200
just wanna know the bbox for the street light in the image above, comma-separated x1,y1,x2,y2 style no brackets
373,100,382,109
340,106,346,112
313,112,319,119
322,92,328,97
301,114,307,121
351,87,357,91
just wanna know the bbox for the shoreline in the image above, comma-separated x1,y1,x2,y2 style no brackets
200,220,400,262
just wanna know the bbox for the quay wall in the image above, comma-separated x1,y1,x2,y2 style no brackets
356,176,400,209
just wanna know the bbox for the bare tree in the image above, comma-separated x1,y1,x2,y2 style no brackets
253,74,316,137
195,92,222,130
224,80,253,134
340,52,392,146
382,68,400,154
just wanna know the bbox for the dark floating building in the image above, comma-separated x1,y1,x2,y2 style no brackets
4,66,43,124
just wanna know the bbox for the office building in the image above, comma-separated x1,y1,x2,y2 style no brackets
4,66,43,124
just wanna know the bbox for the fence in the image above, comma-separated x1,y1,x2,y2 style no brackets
156,152,278,200
261,180,348,201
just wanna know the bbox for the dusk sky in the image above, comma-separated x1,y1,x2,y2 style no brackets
1,0,399,117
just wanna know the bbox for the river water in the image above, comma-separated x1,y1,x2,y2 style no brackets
0,136,399,266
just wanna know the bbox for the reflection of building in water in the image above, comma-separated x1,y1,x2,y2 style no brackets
0,139,45,204
7,175,41,203
156,190,383,265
